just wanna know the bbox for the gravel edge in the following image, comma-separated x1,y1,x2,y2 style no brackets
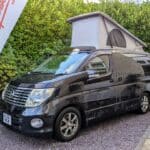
135,126,150,150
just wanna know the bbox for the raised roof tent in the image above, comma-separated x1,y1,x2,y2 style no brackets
68,12,146,51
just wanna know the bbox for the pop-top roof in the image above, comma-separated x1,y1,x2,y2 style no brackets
68,12,146,49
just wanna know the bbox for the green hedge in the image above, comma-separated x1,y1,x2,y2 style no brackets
0,0,150,91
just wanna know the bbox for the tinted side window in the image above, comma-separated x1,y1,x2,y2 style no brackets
85,55,109,75
112,53,144,82
142,65,150,76
137,60,146,64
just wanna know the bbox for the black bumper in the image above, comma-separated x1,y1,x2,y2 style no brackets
0,111,54,137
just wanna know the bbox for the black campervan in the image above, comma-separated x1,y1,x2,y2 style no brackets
0,48,149,141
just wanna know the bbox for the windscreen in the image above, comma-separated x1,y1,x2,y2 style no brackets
33,52,89,75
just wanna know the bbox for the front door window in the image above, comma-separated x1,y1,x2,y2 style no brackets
85,55,110,77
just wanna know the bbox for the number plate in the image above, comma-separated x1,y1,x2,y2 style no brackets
3,113,12,126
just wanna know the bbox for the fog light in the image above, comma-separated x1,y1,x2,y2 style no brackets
30,118,44,129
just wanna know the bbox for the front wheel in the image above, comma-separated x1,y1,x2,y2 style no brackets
138,93,150,114
54,107,81,142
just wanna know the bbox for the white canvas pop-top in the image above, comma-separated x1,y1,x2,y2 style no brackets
68,12,146,51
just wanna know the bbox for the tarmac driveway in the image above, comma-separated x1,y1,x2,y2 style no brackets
0,112,150,150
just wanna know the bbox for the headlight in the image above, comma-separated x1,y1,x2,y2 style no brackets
2,84,9,100
25,88,55,107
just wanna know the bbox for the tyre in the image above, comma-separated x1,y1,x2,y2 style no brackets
138,93,150,114
54,107,81,142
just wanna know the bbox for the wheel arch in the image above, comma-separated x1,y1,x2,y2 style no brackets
141,91,150,112
53,102,86,132
143,91,150,98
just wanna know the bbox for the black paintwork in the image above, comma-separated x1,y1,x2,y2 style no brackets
0,50,146,136
132,54,150,94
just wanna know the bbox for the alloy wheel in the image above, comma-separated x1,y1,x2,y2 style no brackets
141,95,149,113
60,112,79,138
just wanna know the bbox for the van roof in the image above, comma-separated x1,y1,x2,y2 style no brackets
74,47,149,56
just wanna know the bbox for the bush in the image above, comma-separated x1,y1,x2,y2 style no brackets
0,0,149,91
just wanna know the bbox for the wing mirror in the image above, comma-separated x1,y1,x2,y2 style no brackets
87,70,100,78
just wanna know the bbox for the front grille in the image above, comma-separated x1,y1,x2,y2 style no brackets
3,85,32,107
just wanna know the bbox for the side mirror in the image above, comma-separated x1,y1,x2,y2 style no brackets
87,70,100,78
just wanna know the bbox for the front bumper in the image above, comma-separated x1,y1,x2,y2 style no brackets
0,111,54,137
